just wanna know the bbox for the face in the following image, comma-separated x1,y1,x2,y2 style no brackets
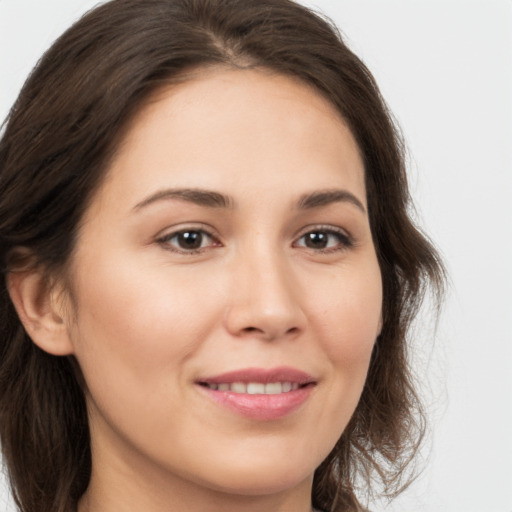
64,68,382,503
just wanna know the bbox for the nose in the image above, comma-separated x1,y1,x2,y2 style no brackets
224,250,307,341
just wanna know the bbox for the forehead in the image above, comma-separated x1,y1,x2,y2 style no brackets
91,67,366,213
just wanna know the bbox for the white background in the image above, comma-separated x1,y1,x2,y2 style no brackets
1,1,511,511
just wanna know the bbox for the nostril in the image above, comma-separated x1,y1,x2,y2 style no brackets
238,325,301,340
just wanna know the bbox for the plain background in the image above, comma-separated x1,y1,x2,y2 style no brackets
1,1,511,510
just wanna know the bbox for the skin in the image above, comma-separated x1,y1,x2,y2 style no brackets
11,68,382,512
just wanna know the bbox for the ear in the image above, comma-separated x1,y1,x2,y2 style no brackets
7,268,75,356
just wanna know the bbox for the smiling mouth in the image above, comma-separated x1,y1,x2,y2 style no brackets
195,367,316,420
197,381,312,394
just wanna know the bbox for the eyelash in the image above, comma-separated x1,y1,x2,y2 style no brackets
293,226,354,253
156,225,354,255
156,227,220,255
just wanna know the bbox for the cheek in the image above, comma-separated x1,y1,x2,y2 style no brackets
65,255,229,460
311,264,382,365
292,264,382,464
67,251,223,388
309,268,381,443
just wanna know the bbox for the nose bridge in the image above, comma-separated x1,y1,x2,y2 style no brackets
225,238,305,340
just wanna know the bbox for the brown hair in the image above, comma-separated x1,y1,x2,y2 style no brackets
0,1,445,511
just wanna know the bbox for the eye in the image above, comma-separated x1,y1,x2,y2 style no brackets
294,228,353,252
157,228,220,253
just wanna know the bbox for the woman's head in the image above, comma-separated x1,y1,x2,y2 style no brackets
0,1,444,512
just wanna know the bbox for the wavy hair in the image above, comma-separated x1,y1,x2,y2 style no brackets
0,1,445,511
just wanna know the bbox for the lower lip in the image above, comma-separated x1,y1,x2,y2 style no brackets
198,385,314,421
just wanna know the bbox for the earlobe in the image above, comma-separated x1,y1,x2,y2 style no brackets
7,269,75,356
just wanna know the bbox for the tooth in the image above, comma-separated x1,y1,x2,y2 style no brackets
247,383,265,394
282,382,292,392
207,381,302,394
265,382,283,394
231,382,247,393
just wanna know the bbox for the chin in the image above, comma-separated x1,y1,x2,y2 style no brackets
188,452,317,496
208,474,310,497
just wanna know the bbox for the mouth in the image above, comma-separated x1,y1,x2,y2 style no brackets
199,381,308,393
195,367,317,420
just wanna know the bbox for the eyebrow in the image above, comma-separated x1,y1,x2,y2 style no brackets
133,187,366,213
133,188,234,210
298,189,366,213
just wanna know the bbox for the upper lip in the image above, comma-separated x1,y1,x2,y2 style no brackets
196,366,316,385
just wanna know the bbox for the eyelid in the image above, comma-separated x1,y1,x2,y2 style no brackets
154,223,354,255
293,224,354,251
155,224,222,254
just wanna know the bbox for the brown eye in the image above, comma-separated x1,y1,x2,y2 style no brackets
159,229,218,253
296,229,352,251
175,231,204,249
303,232,329,249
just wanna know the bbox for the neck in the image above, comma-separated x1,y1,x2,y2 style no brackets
79,480,316,512
78,443,315,512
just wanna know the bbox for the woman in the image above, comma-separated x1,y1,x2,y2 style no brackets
0,1,444,511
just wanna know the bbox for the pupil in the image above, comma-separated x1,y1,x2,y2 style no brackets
178,231,202,249
306,232,327,248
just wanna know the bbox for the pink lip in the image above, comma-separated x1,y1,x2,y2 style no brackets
196,366,316,421
198,366,315,385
